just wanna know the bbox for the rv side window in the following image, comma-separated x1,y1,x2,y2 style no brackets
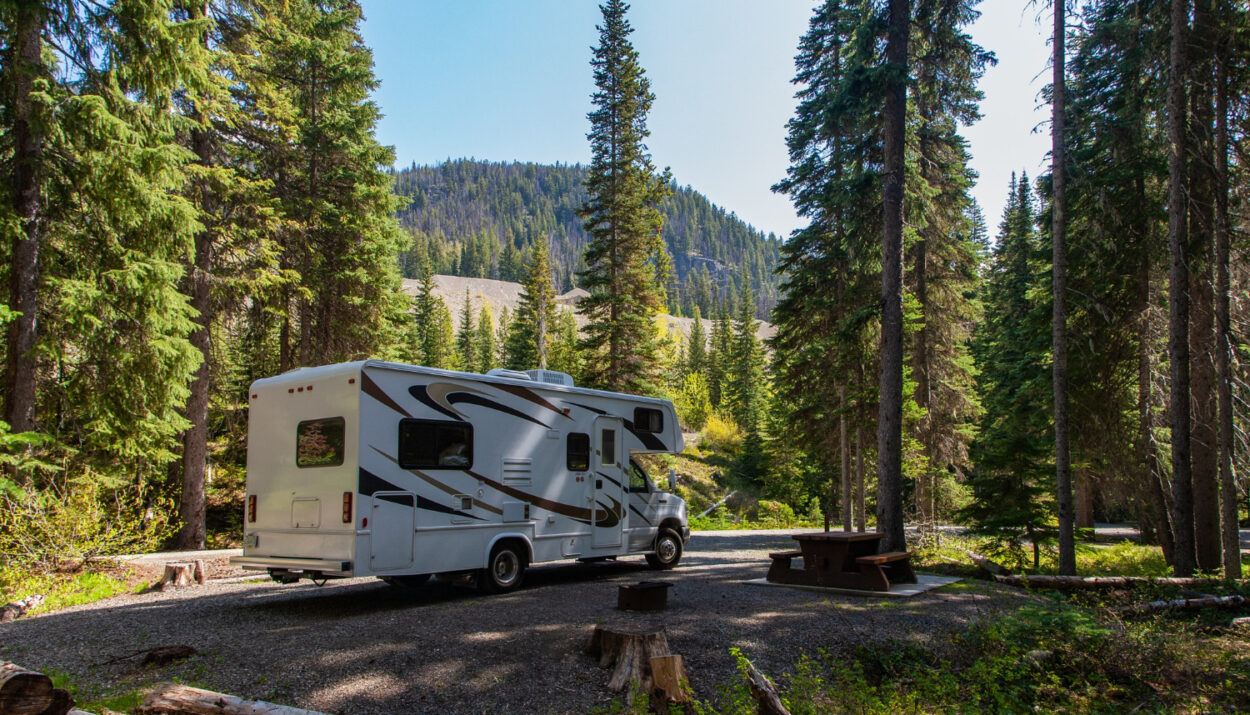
634,407,663,433
567,433,590,471
398,419,473,469
628,461,650,492
296,417,346,468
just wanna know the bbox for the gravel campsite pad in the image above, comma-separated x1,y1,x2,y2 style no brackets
2,530,1032,714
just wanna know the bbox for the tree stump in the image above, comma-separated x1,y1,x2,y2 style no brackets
0,661,73,715
649,654,690,704
138,683,327,714
585,625,671,699
0,595,44,623
156,561,203,591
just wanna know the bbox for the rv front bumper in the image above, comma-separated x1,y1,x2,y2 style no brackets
230,555,354,576
681,526,691,543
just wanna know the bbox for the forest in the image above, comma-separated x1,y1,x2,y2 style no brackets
2,0,1250,709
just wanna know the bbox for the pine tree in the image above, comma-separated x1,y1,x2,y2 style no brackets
457,289,477,371
963,174,1055,568
725,277,765,433
260,0,408,368
577,0,672,394
686,305,707,378
507,235,557,370
475,304,497,373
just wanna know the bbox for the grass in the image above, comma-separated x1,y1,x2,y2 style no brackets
0,565,132,615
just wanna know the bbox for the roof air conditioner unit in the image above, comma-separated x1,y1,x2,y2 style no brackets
525,369,574,387
486,368,533,381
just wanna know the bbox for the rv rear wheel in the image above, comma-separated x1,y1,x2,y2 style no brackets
479,542,527,594
646,528,683,569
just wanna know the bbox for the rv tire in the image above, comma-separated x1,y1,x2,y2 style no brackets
480,542,527,594
646,528,683,569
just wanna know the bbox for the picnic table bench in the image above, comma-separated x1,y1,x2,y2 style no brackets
765,531,916,592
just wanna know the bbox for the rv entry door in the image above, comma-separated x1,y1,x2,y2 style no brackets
591,416,626,548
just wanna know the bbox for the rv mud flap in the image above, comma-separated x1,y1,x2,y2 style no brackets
229,555,353,575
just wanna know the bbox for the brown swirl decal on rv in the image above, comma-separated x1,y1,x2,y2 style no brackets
361,371,412,418
464,469,620,526
358,468,484,520
369,446,503,515
494,383,574,420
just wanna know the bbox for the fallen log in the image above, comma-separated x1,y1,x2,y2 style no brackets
1116,594,1247,614
995,575,1244,590
137,683,327,714
0,595,44,623
585,625,671,700
0,660,73,715
965,551,1011,577
741,657,790,715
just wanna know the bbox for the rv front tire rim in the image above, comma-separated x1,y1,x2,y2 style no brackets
658,537,678,562
494,551,520,585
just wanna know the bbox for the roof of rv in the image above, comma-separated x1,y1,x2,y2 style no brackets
253,360,676,407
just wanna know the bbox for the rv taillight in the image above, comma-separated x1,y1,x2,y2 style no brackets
342,492,352,523
247,495,257,522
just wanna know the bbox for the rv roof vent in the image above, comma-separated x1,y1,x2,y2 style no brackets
486,368,533,381
525,369,574,387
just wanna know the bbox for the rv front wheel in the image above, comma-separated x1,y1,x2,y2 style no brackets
646,528,683,569
480,542,526,594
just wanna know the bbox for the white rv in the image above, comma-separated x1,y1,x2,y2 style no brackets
230,360,690,593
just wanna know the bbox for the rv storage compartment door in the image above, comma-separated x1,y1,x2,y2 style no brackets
370,492,415,571
291,498,321,528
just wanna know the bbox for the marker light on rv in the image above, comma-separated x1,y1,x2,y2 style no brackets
247,495,256,522
342,492,352,523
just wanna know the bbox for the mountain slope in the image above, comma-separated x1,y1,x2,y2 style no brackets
391,159,783,318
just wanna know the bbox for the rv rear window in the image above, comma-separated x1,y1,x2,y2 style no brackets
634,407,663,433
296,417,346,468
398,419,473,469
567,432,590,471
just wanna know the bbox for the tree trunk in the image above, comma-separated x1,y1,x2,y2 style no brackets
178,106,214,550
1051,0,1076,577
1138,243,1176,565
1075,476,1094,529
913,236,931,537
1167,0,1195,577
4,4,45,437
1214,51,1239,579
855,421,866,532
1188,0,1220,573
876,0,910,555
840,386,851,531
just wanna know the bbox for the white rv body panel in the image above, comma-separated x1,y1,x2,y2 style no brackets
232,360,689,583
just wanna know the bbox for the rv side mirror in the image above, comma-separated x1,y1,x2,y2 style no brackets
668,468,677,491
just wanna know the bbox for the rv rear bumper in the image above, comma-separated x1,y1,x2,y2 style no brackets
230,555,353,575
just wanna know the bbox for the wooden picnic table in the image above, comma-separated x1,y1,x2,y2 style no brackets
766,531,916,591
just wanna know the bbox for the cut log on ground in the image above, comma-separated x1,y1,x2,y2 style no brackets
585,625,671,700
0,661,73,715
996,575,1245,590
0,595,44,623
1116,594,1246,614
155,562,204,591
741,657,790,715
138,683,327,714
649,654,689,703
965,551,1011,577
1231,616,1250,628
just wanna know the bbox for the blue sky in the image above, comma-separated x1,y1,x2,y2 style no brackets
360,1,1053,239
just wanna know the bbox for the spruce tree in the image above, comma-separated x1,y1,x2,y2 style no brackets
475,304,497,373
577,0,672,394
963,175,1055,568
507,235,557,370
686,306,707,378
457,289,477,371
